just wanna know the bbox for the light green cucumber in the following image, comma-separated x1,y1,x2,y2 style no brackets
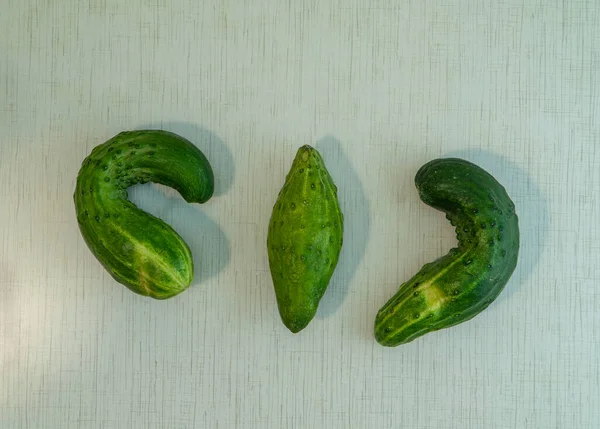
267,145,344,333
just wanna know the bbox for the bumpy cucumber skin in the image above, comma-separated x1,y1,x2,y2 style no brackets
375,158,519,346
267,145,344,333
74,130,214,299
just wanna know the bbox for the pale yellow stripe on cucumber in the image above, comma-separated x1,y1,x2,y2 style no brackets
384,286,448,343
377,252,467,328
111,221,191,293
421,285,447,311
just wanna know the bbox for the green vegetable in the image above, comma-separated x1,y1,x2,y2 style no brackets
74,130,214,299
267,145,344,333
375,158,519,346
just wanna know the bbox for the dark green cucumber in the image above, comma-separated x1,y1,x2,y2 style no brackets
267,145,344,333
375,158,519,346
74,130,214,299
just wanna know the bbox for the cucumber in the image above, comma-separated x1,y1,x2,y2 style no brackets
267,145,344,333
375,158,519,346
74,130,214,299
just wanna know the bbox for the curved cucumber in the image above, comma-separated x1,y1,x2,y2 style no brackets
267,145,344,333
375,158,519,346
74,130,214,299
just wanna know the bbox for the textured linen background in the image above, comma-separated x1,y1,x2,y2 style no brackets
1,1,599,428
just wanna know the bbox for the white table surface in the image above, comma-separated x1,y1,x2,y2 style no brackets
1,1,599,428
